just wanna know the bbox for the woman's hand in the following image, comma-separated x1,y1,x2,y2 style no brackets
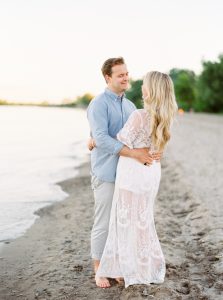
87,138,96,151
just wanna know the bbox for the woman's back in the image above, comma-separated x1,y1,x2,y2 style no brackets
117,109,152,149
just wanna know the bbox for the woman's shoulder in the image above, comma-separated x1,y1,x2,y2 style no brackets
132,108,150,118
127,109,150,126
130,108,146,115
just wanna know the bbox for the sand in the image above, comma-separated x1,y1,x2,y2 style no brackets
0,112,223,300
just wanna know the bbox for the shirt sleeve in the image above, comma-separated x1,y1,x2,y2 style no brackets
87,100,124,155
117,110,141,149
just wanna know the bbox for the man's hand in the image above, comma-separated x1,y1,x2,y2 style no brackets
151,151,163,162
119,146,163,165
131,148,153,165
87,138,96,151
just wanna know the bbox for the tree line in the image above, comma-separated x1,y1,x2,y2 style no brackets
126,54,223,113
72,54,223,113
1,54,222,112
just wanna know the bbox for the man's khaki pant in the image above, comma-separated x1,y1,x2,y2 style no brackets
91,175,115,260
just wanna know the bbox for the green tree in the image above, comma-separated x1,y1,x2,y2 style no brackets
76,93,94,106
197,54,223,112
169,69,197,111
64,93,94,107
125,79,143,108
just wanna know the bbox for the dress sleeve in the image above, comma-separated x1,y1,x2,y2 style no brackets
117,110,141,149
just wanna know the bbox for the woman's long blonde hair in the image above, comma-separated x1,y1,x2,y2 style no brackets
143,71,178,151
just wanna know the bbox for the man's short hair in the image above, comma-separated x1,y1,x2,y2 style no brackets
101,57,125,78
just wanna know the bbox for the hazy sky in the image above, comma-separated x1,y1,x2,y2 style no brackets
0,0,222,103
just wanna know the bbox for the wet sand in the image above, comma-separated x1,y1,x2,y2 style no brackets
0,112,223,300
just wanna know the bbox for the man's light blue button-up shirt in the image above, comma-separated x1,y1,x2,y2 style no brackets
87,88,136,182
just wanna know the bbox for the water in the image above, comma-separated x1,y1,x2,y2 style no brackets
0,105,90,242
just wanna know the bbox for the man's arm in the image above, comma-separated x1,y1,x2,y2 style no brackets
87,100,124,155
119,146,154,165
87,104,162,163
87,137,162,164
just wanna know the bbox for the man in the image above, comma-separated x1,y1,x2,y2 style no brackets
87,57,161,288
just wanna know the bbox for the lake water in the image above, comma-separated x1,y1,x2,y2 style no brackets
0,105,90,242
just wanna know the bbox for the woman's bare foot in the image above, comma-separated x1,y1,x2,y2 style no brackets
93,259,100,274
95,276,111,288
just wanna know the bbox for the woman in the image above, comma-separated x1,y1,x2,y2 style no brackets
95,71,178,288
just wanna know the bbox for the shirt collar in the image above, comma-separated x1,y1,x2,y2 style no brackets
105,88,125,102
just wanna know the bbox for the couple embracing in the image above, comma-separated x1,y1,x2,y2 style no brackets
87,57,177,288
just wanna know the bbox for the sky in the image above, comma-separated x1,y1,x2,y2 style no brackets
0,0,223,103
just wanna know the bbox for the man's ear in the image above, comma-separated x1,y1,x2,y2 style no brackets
105,74,110,84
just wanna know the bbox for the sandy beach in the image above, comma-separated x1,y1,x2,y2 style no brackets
0,112,223,300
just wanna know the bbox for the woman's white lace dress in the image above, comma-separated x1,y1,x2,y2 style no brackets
96,109,166,288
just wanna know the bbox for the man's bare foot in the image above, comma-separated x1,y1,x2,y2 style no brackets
115,277,124,284
95,276,111,288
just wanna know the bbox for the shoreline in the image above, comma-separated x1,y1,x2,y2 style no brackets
0,161,93,300
0,113,223,299
0,153,89,252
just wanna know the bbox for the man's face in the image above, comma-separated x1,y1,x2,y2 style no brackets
106,64,129,94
